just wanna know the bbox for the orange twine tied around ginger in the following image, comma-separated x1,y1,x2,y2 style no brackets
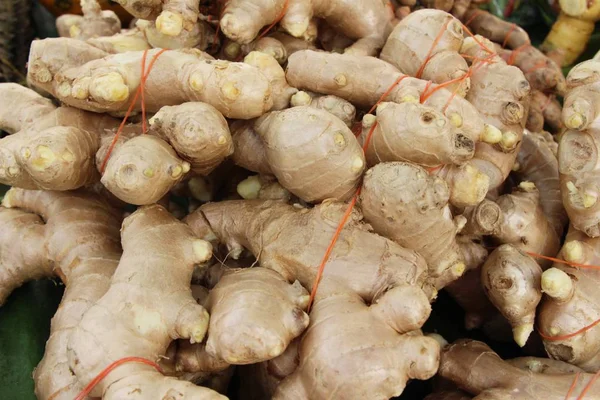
100,49,167,174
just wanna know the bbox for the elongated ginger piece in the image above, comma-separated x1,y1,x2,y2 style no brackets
220,0,393,56
56,0,121,40
28,47,273,119
360,162,466,289
507,356,584,374
269,32,317,56
0,188,122,400
286,50,485,144
115,0,200,38
221,37,288,64
175,267,309,371
515,130,567,236
135,18,213,50
538,226,600,371
481,244,542,347
187,199,440,399
461,36,531,189
290,91,356,127
230,120,273,176
67,204,223,399
440,339,600,399
360,102,474,167
381,10,470,96
254,106,365,202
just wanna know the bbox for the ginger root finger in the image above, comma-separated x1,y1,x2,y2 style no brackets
67,204,222,399
254,106,365,203
28,47,273,119
230,120,273,176
56,0,121,41
360,162,466,289
381,10,469,96
100,135,191,205
290,91,356,127
86,28,152,53
538,226,600,371
439,339,599,399
481,245,542,347
243,51,297,110
432,162,490,208
148,102,234,176
178,268,309,369
359,102,474,167
507,356,584,374
1,188,122,400
515,130,567,236
219,0,290,44
0,83,56,134
285,50,485,143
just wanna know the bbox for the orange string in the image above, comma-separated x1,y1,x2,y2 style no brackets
507,43,530,66
502,23,518,48
463,9,483,28
420,81,433,103
307,76,408,311
524,60,548,74
416,19,452,79
100,49,167,174
565,373,581,400
257,0,289,41
74,357,162,400
576,370,600,400
525,252,600,271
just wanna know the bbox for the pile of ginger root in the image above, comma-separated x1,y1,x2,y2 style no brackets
3,0,600,399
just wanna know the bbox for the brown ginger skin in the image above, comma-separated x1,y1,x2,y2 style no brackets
27,47,273,119
538,226,600,371
559,59,600,236
360,102,475,167
174,267,309,372
243,51,297,110
481,244,542,347
56,0,121,40
286,50,485,144
360,162,466,289
219,0,393,56
290,91,356,127
507,356,584,374
230,120,273,176
481,183,561,266
67,205,224,399
440,339,600,399
461,36,531,190
0,189,122,400
186,199,441,399
525,91,564,133
381,10,470,96
515,130,567,237
254,106,366,203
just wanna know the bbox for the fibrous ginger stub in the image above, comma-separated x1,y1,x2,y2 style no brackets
67,204,223,399
360,162,466,289
254,106,365,203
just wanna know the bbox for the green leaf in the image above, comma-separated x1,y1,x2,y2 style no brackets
0,279,64,400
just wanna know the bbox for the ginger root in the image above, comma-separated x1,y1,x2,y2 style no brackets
28,47,273,119
381,9,470,96
67,204,223,399
440,339,600,399
56,0,121,40
219,0,393,56
187,199,440,399
0,188,122,400
360,162,466,289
